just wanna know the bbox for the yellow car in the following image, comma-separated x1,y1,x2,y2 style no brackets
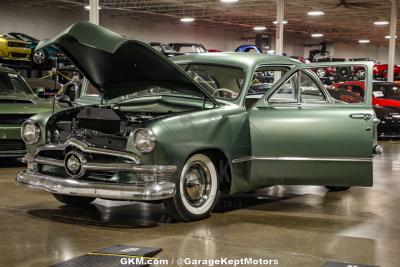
0,34,31,62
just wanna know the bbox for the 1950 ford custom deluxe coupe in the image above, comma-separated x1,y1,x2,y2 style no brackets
16,22,380,221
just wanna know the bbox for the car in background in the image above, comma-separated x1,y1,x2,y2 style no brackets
327,84,400,139
234,45,263,53
348,58,400,80
378,64,400,80
0,66,54,158
374,105,400,139
207,49,223,52
335,80,400,107
169,43,207,54
149,42,183,57
0,34,31,62
8,32,67,65
290,56,309,64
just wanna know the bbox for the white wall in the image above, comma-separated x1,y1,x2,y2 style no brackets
332,42,400,64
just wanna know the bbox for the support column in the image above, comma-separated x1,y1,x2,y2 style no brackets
388,0,397,82
89,0,99,25
275,0,284,55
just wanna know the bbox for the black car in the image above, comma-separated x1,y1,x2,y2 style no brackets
373,81,400,101
149,42,183,57
374,105,400,139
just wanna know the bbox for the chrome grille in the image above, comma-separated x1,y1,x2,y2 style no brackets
0,139,25,151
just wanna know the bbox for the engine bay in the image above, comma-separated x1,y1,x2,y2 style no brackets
48,106,168,150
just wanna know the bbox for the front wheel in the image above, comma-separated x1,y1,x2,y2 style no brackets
164,153,219,221
53,194,95,205
325,186,350,191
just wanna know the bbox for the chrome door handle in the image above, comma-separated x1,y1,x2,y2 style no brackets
349,113,372,120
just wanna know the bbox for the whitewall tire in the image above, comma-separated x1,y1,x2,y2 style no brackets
164,153,219,221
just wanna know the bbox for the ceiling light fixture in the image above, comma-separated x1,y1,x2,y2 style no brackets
253,26,267,31
180,17,195,23
311,33,324,38
220,0,239,3
385,35,398,39
358,40,370,43
84,5,102,10
273,20,288,24
374,21,389,25
307,10,324,16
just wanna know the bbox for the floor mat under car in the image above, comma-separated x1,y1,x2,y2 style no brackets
49,245,162,267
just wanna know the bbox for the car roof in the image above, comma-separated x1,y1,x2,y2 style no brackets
171,52,302,69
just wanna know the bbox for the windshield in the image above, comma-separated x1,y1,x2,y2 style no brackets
11,33,37,42
0,72,33,95
82,78,205,103
183,64,245,100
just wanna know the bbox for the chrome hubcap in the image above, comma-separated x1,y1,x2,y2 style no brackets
33,50,46,64
184,161,211,207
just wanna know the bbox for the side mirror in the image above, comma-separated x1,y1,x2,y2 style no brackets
57,94,72,107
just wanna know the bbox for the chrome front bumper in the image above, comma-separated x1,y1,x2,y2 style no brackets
16,170,176,201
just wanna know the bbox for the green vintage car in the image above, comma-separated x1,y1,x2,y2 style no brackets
16,22,380,221
0,66,54,158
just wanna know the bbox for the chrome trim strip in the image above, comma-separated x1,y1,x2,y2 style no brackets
35,138,140,164
232,156,372,163
35,156,64,167
34,156,177,174
16,170,176,201
253,156,372,162
231,156,252,164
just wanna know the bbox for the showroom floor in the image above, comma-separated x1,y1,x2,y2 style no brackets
0,141,399,267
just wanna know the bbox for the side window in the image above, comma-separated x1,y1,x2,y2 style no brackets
248,66,289,95
268,73,298,103
299,71,326,103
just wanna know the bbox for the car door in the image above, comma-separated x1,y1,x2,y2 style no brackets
248,62,374,188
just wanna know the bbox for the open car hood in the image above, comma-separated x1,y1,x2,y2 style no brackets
35,22,216,102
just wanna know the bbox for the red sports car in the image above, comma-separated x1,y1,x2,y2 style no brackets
333,80,400,108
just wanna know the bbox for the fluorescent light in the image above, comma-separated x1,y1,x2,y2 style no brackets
374,21,389,25
307,10,324,16
220,0,239,2
358,40,370,43
385,35,398,39
180,17,195,23
311,33,324,38
84,5,101,10
273,20,288,24
253,26,266,31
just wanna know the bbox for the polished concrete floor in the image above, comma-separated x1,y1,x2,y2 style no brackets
0,141,399,267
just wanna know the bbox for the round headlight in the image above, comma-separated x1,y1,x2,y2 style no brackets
21,120,41,144
133,128,156,153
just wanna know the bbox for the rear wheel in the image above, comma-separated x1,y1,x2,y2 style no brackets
164,153,219,221
325,186,350,191
53,194,95,205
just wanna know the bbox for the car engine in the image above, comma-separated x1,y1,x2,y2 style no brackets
47,106,165,150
